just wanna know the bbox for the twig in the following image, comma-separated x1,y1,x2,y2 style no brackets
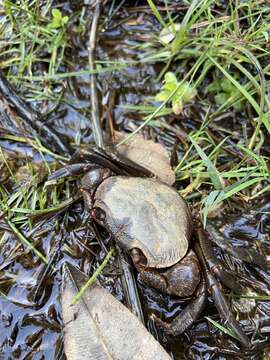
88,1,104,148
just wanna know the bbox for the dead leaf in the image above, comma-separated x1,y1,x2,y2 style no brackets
61,263,171,360
115,132,175,185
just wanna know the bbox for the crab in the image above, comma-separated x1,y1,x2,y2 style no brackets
49,147,251,348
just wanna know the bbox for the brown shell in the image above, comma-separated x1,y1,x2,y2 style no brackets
94,177,192,268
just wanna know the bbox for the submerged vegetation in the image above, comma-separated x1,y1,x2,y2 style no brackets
0,0,270,359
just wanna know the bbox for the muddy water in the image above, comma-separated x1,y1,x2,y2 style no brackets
0,2,270,359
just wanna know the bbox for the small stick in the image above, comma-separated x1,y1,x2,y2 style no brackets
88,1,104,148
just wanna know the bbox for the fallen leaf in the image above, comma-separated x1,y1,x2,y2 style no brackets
61,263,171,360
115,132,175,185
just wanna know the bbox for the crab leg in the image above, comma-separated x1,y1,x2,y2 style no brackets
206,223,269,268
205,266,251,348
152,277,207,336
49,146,154,183
73,147,153,177
196,226,244,295
48,163,94,181
194,241,251,348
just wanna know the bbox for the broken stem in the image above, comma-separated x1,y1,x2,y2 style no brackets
88,1,104,148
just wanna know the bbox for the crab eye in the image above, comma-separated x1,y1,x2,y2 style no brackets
130,248,147,266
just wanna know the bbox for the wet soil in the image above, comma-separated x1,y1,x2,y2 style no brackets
0,1,269,359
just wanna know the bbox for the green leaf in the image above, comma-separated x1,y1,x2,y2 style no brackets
47,9,69,30
6,219,49,264
221,77,236,93
215,92,229,105
233,100,243,111
207,54,261,115
164,72,178,84
182,83,196,102
202,176,264,224
156,73,196,114
163,82,177,92
146,0,167,28
207,82,220,93
52,9,61,20
218,177,263,202
171,26,187,53
62,16,69,26
262,31,269,42
155,90,171,102
201,190,223,227
71,248,116,305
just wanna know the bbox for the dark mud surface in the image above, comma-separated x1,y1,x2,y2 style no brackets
0,2,270,359
1,199,269,359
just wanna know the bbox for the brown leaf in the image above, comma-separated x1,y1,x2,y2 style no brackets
115,132,175,185
61,263,171,360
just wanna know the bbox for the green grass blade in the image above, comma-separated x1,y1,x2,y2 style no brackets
190,137,223,190
207,54,261,115
6,219,48,264
71,248,116,305
146,0,167,28
218,177,264,202
205,316,241,341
